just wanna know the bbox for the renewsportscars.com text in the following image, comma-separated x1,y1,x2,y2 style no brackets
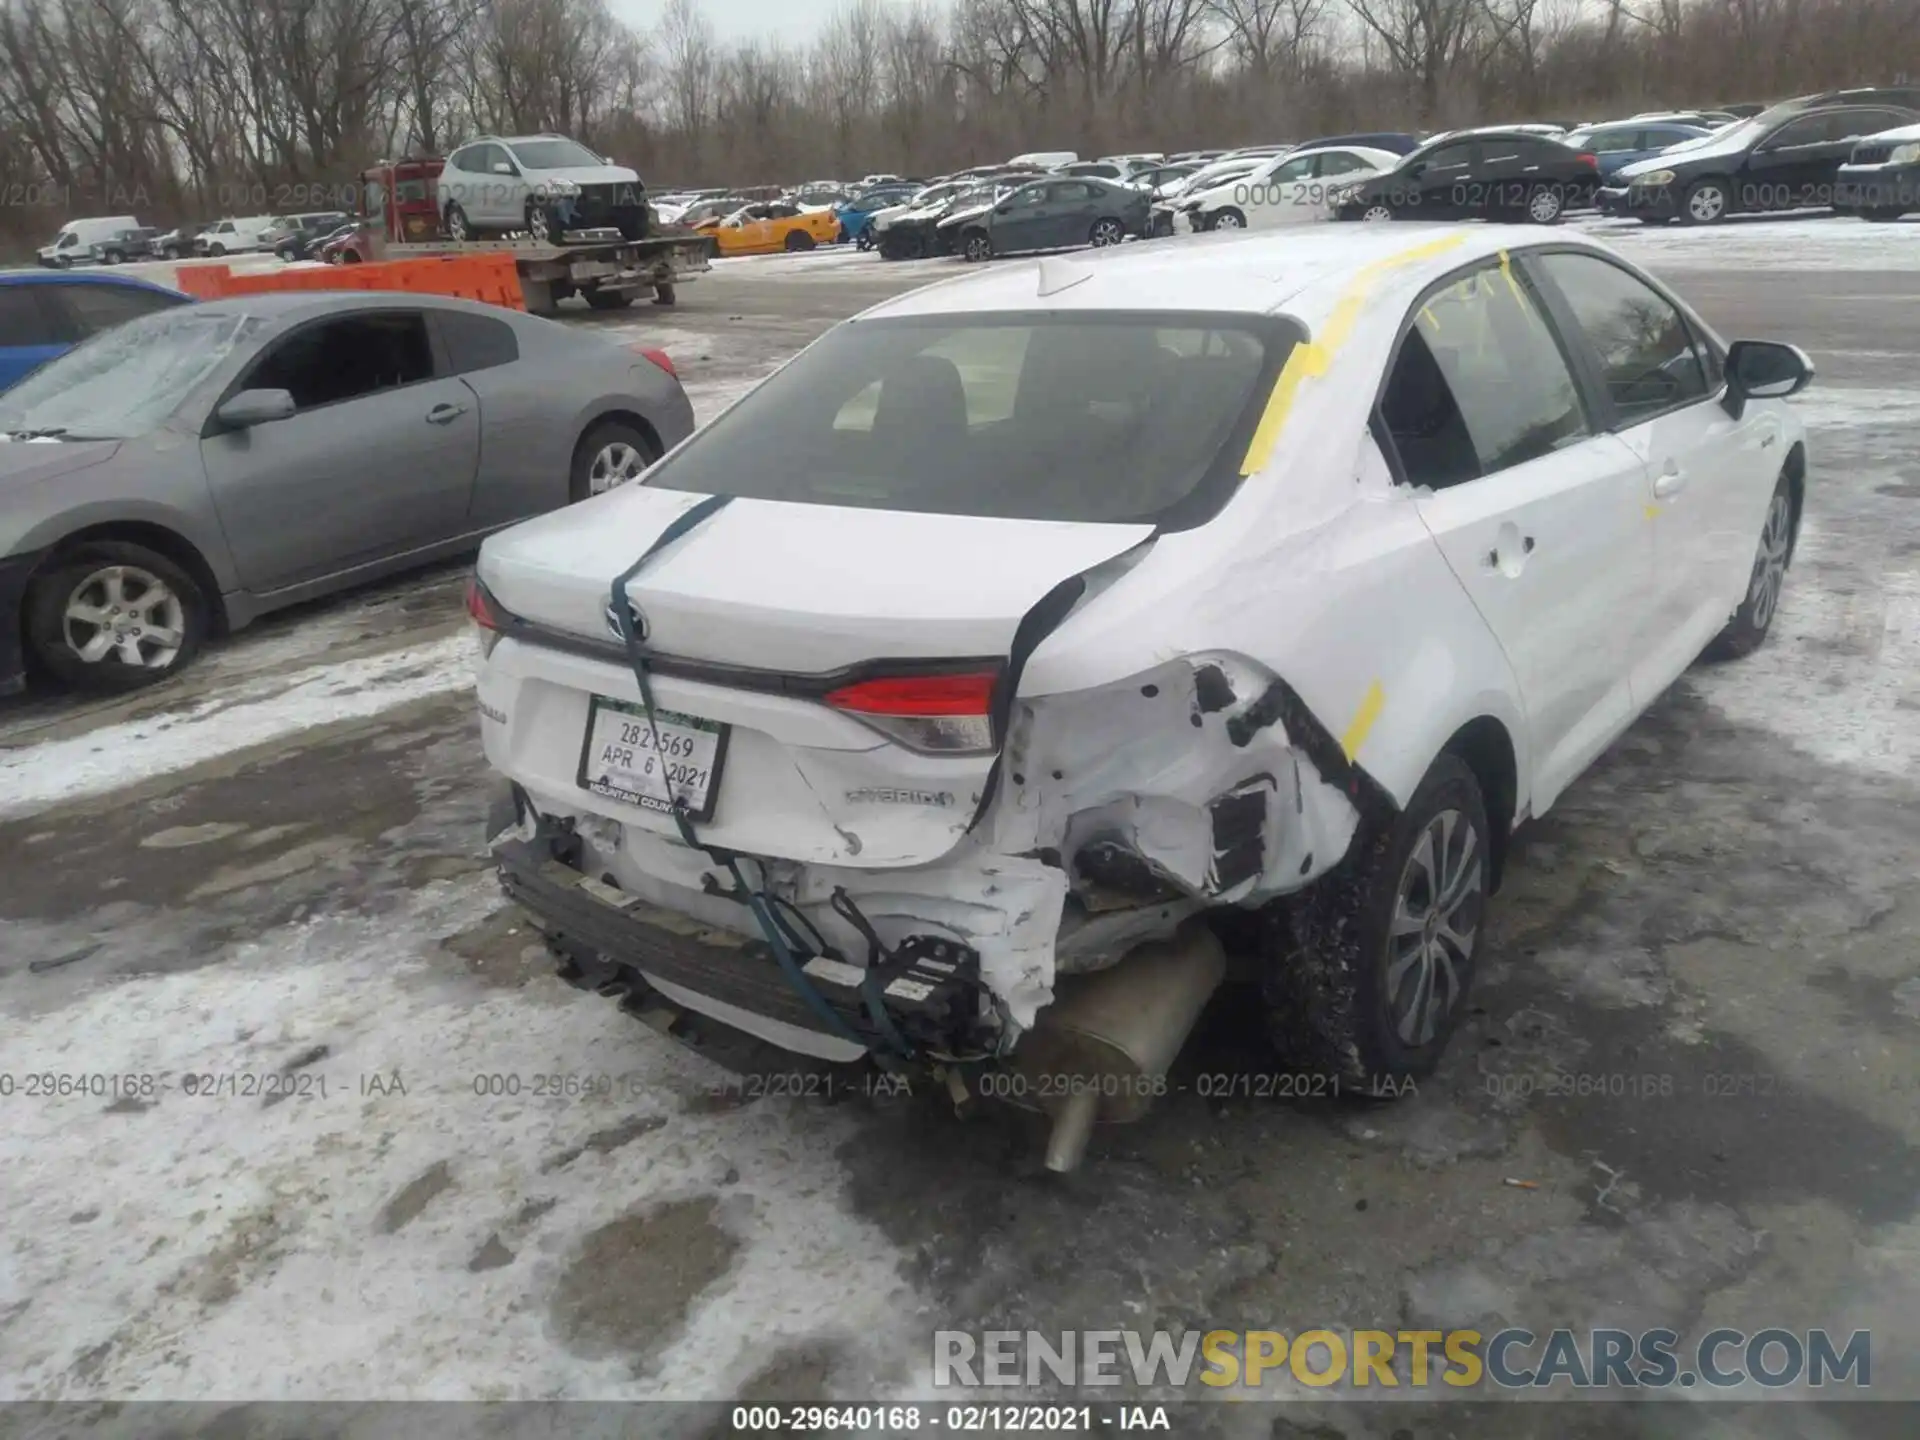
934,1327,1872,1391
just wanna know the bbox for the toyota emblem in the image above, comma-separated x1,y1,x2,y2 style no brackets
605,598,648,642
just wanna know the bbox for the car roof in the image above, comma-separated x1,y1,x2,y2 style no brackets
864,223,1582,322
0,271,187,298
179,291,516,322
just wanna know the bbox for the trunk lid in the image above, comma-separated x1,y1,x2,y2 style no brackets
478,485,1153,674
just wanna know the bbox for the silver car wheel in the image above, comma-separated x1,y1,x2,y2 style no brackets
63,565,186,670
1363,203,1394,222
1385,807,1482,1046
1746,491,1792,631
588,442,648,495
1688,184,1726,223
1528,187,1562,223
527,205,554,243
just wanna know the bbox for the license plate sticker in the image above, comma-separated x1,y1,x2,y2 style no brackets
576,696,731,823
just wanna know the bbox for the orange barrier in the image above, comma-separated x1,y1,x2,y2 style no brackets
171,255,527,311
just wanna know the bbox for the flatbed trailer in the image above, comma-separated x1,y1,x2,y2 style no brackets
356,159,717,315
377,231,715,315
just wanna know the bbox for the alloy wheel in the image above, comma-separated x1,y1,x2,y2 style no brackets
62,565,186,671
1384,808,1483,1046
1687,184,1727,223
1746,491,1793,631
1091,219,1123,246
588,442,648,495
1212,211,1244,229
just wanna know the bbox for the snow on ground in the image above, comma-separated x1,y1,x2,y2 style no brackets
1578,210,1920,268
0,873,923,1401
1687,385,1920,779
0,637,473,821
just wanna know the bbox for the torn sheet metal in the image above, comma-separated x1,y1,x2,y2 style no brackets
988,651,1363,909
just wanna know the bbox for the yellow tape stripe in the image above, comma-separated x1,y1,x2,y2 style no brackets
1341,681,1387,762
1240,233,1469,477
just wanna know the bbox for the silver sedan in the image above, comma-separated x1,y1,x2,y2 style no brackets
0,290,694,693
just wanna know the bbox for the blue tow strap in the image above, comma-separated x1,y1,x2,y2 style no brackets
606,493,907,1059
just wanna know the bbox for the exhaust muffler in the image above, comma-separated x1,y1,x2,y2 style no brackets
1006,926,1226,1173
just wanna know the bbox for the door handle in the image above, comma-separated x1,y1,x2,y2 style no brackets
426,403,468,424
1653,465,1687,499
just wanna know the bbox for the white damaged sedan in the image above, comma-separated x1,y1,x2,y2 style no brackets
470,225,1811,1169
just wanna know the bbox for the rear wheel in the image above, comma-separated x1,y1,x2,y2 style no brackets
1704,472,1794,661
445,202,474,241
783,228,815,252
582,286,633,310
1263,753,1488,1089
207,242,226,257
525,201,559,244
1525,184,1564,224
570,420,659,503
653,282,676,305
25,542,208,693
961,228,992,263
101,248,125,265
855,230,874,251
1089,216,1125,246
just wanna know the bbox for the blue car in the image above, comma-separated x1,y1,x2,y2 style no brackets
835,184,924,249
0,271,194,391
1562,120,1711,179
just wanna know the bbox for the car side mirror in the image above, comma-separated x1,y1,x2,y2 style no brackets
216,388,297,429
1722,340,1813,418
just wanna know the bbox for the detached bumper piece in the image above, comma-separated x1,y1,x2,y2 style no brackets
493,825,989,1054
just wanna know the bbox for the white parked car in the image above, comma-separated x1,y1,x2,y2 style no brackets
1173,144,1402,231
439,133,648,242
470,226,1811,1170
38,215,140,268
194,216,279,255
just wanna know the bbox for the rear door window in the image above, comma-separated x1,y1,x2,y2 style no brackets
1380,262,1590,489
646,312,1290,528
434,308,519,373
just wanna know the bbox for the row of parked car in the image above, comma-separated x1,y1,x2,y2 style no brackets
671,87,1915,268
36,211,357,270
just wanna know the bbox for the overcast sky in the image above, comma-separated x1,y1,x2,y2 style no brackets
608,0,910,46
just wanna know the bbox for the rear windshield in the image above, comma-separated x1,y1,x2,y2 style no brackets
644,312,1293,528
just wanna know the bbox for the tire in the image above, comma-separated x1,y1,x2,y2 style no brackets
340,249,362,264
207,243,226,257
1704,472,1795,662
961,228,992,263
1680,177,1731,226
24,542,209,693
583,286,633,310
653,283,676,305
855,230,874,251
1263,752,1489,1089
1524,184,1564,224
1361,202,1396,223
783,228,815,252
1860,207,1904,222
102,249,125,265
445,202,474,242
1089,216,1125,246
569,420,660,503
1205,208,1246,231
276,247,296,262
51,255,70,269
525,201,560,244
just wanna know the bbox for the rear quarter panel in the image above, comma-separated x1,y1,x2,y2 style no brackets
465,331,694,530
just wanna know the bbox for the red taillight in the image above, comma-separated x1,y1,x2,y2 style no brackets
467,576,506,659
1577,152,1599,169
633,345,677,378
824,670,999,755
466,576,501,630
826,671,997,716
